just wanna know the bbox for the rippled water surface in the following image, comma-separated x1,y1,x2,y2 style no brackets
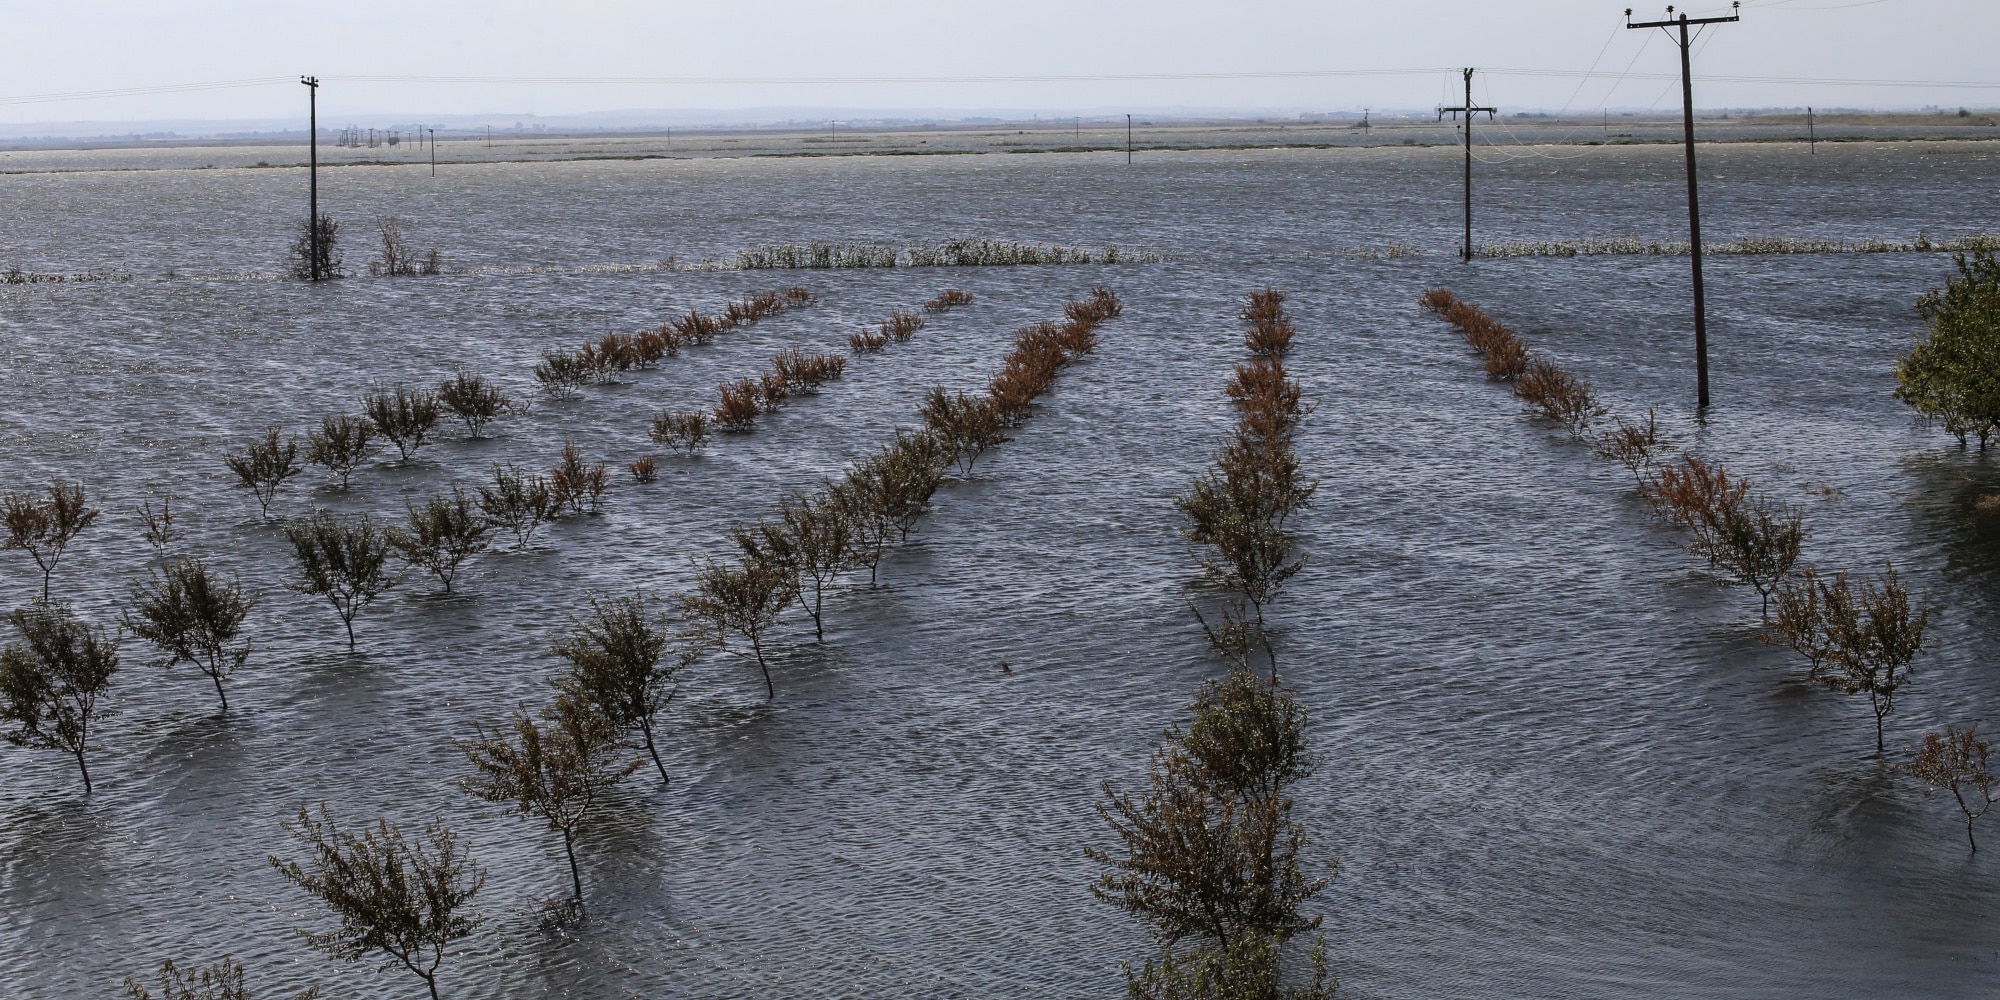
3,141,1999,999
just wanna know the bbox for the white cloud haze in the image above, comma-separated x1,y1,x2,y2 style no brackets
7,0,1997,125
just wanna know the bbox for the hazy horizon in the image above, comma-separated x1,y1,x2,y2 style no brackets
6,1,2000,129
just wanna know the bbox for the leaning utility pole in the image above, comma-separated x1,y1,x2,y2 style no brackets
1628,2,1740,409
1437,68,1495,262
301,75,321,281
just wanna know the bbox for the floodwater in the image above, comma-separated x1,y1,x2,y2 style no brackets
1,139,1998,999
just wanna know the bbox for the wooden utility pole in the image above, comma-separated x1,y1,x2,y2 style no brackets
301,75,321,281
429,127,436,176
1437,68,1495,263
1807,106,1816,154
1126,114,1132,164
1628,2,1740,409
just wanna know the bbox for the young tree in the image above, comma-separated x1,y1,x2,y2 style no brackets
389,488,491,594
124,557,255,712
437,371,507,438
919,387,1011,476
549,441,608,516
1895,248,2000,449
289,213,343,282
1762,566,1843,682
1089,669,1334,1000
478,463,556,550
553,593,686,784
125,956,321,1000
283,509,397,651
269,806,483,1000
0,604,118,793
3,479,101,603
648,410,710,458
457,694,638,915
138,495,183,558
679,555,794,699
1592,409,1667,488
1818,565,1930,754
1907,724,1997,853
364,386,442,462
775,492,850,641
306,415,375,488
226,428,305,519
826,476,890,587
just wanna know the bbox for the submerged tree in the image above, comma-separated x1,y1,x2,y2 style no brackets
478,462,557,550
305,415,375,489
1895,248,2000,449
138,495,184,558
1907,724,1997,853
679,555,793,700
3,478,100,603
283,509,397,651
269,806,483,1000
0,604,118,793
553,593,686,784
457,694,638,916
774,492,850,641
124,956,321,1000
124,556,255,712
1772,564,1930,754
437,371,507,439
389,487,491,594
1089,669,1335,1000
226,428,305,519
289,212,343,282
364,386,442,462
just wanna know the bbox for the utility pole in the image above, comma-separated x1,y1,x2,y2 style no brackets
1437,68,1495,263
1628,3,1740,410
301,76,321,281
1126,114,1132,164
1362,108,1370,139
429,127,436,176
1807,106,1816,154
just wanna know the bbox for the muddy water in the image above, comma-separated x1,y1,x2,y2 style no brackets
1,141,1997,999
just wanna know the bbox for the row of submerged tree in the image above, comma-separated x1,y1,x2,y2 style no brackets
1091,289,1337,1000
638,290,973,472
49,287,1127,999
1422,289,1996,852
534,287,816,398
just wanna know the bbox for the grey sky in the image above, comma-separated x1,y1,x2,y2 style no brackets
6,0,1996,125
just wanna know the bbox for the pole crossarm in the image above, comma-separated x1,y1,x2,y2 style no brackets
1626,3,1739,30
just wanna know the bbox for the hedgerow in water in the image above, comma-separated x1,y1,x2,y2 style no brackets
437,371,508,438
478,463,556,549
124,955,323,1000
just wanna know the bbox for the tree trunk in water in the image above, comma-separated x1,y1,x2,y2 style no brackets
640,718,669,785
752,636,774,700
211,670,229,712
562,828,584,914
343,613,357,651
74,748,92,794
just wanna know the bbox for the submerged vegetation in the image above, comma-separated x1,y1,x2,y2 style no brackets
733,239,1130,269
1895,247,2000,449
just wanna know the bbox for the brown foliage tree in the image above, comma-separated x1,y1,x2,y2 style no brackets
389,487,492,593
458,694,638,914
1907,724,1997,852
715,378,763,431
282,509,396,651
648,410,711,457
436,371,508,438
124,955,321,1000
549,441,608,516
269,806,483,1000
364,386,441,462
679,555,794,699
553,593,686,784
478,463,557,550
923,289,974,313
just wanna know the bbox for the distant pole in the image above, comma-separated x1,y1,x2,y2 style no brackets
486,125,491,148
1363,108,1370,138
1126,114,1132,164
1807,106,1816,154
1437,68,1495,263
301,75,320,281
1629,2,1741,410
429,127,436,176
1075,116,1080,142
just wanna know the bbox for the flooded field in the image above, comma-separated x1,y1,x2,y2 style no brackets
2,138,1998,998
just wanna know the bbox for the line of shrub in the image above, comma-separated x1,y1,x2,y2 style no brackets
535,287,816,398
1421,289,1950,801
